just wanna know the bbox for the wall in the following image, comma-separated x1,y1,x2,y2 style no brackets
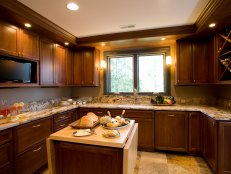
0,87,71,103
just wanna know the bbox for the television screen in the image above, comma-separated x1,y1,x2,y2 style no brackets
0,58,32,83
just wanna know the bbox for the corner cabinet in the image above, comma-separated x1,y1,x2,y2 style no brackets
176,38,210,85
73,48,100,86
155,111,188,152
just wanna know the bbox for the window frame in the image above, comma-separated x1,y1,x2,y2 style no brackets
104,48,170,95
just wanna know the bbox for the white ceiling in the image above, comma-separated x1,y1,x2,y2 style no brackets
18,0,209,38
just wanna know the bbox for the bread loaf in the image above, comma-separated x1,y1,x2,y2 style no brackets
79,115,94,127
86,112,98,122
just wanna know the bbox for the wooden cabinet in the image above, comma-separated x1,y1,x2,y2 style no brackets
203,116,218,173
0,129,13,174
40,38,54,86
218,122,231,174
188,112,202,154
110,109,154,151
79,108,107,117
0,21,19,57
155,111,188,152
66,49,74,86
0,20,39,60
176,39,209,84
73,48,100,86
55,142,123,174
53,109,77,132
19,29,39,60
54,44,66,85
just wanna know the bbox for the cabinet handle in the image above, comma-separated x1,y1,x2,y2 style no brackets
33,147,42,152
59,124,66,127
32,124,41,128
97,112,103,114
168,115,175,117
59,116,67,119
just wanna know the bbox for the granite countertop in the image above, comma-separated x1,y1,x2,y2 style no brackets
49,120,135,148
0,103,231,131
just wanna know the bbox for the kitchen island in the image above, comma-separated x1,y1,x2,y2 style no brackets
46,120,138,174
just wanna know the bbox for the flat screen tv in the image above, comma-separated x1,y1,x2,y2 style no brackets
0,57,33,83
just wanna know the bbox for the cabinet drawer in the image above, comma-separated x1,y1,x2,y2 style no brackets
14,117,52,155
0,129,12,146
0,143,12,169
54,112,72,123
15,141,47,174
54,118,72,132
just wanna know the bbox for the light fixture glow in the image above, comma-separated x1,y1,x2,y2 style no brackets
166,56,172,65
24,23,31,28
101,43,105,46
100,60,106,69
64,42,69,46
209,23,216,28
161,37,166,41
67,2,79,11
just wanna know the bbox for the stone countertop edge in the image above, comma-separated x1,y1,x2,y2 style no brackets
0,103,231,131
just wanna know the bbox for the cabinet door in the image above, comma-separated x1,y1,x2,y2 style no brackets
0,21,19,56
20,29,39,60
0,143,12,171
15,141,47,174
73,51,83,85
188,112,202,154
193,40,209,83
66,49,74,85
205,116,218,173
0,129,12,146
155,111,188,152
176,40,193,84
40,39,54,85
83,49,95,85
110,109,154,151
218,122,231,174
54,44,66,85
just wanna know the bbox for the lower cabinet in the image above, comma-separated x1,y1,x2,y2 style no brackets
110,109,154,151
13,117,53,173
188,112,202,154
203,116,218,173
155,111,188,152
55,142,123,174
0,129,13,174
79,108,107,117
218,121,231,174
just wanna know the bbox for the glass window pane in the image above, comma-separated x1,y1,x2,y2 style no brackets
138,55,164,93
109,57,134,93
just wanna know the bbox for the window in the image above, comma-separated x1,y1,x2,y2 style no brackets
105,49,169,94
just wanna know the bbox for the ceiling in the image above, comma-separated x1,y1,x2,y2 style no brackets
18,0,209,38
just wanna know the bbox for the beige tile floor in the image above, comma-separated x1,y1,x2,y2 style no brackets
42,151,213,174
134,151,213,174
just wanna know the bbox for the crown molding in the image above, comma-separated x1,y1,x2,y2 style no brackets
77,25,197,44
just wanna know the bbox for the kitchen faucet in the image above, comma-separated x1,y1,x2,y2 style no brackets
133,88,138,104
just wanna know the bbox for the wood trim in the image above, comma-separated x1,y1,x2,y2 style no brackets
0,0,76,45
77,25,197,44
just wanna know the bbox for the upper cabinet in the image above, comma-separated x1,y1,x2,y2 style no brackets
176,38,209,85
73,48,100,86
65,49,74,86
0,20,39,61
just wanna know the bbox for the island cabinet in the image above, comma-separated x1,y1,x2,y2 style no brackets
110,109,154,151
203,115,218,173
53,109,77,132
188,112,202,154
176,38,209,85
0,129,13,174
13,117,53,174
73,48,100,86
155,111,188,152
0,20,39,60
218,122,231,174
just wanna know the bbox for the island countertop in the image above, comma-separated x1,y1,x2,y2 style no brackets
49,120,135,148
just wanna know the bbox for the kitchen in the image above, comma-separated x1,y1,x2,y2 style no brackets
0,0,231,174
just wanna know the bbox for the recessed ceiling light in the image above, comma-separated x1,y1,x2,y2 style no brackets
161,38,166,40
64,42,69,46
120,24,136,29
67,2,79,11
209,23,216,28
24,23,31,28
